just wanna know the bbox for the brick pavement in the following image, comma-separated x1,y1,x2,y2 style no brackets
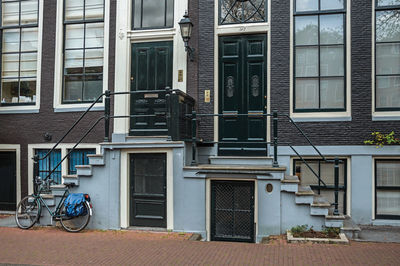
0,227,399,265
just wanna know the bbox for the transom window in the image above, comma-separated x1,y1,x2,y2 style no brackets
0,0,39,106
63,0,104,103
375,160,400,219
132,0,174,30
375,0,400,111
294,0,346,112
219,0,267,25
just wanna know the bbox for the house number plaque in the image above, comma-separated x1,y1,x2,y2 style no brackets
178,70,184,82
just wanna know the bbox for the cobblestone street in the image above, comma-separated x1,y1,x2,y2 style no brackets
0,227,399,265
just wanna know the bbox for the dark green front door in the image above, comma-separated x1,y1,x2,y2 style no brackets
219,35,267,156
130,41,173,136
130,153,167,228
0,152,16,211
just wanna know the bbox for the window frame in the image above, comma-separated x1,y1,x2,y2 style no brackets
293,0,347,113
0,0,43,113
374,1,400,112
218,0,268,25
131,0,174,30
375,159,400,220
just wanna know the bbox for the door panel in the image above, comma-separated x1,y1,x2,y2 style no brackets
0,152,16,211
219,35,267,156
130,41,173,136
211,181,255,243
130,153,166,228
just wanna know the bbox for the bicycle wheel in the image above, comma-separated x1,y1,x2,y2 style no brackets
15,195,41,229
60,201,91,232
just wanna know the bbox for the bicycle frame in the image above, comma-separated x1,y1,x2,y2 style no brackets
33,181,70,220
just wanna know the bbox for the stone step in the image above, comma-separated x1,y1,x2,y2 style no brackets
325,214,346,228
341,216,361,239
281,175,300,183
209,156,273,166
40,194,55,207
50,184,67,196
281,175,299,193
63,175,79,186
76,165,92,176
295,186,315,204
87,154,105,166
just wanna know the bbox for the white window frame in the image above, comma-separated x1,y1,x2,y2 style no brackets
113,0,188,135
0,0,43,114
290,0,352,122
53,0,110,113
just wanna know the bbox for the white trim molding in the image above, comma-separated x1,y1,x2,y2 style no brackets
53,0,110,112
0,144,21,208
0,0,44,114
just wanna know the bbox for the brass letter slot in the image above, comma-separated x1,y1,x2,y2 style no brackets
248,112,264,117
223,112,238,117
144,93,159,98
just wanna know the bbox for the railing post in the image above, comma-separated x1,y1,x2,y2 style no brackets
165,87,172,141
104,90,111,142
33,155,39,194
273,110,279,167
333,157,340,215
191,111,197,166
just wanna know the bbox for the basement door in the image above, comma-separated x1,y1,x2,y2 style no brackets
0,151,16,211
130,41,173,136
130,153,167,228
219,34,267,156
211,180,255,243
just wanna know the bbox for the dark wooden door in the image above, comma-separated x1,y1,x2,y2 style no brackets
219,35,267,156
130,41,173,136
0,152,16,211
211,180,255,243
130,153,167,228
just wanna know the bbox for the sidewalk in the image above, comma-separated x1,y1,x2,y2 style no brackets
0,227,399,265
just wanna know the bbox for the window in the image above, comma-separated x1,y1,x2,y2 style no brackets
63,0,104,103
0,0,39,106
375,160,400,219
294,159,347,214
219,0,267,25
68,148,95,174
375,0,400,111
36,149,62,184
294,0,346,112
132,0,174,29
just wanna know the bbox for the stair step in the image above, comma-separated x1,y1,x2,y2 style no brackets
209,156,273,166
50,184,67,196
75,165,92,176
40,194,55,207
341,216,361,239
311,195,331,207
63,175,79,186
87,154,105,165
281,175,300,183
325,214,346,228
296,186,314,196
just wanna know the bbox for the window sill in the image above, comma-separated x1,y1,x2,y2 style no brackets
0,106,40,114
290,112,351,122
372,112,400,121
54,104,104,113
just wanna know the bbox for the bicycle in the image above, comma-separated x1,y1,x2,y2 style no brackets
15,176,92,232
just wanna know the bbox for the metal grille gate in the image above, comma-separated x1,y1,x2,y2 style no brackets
211,181,255,243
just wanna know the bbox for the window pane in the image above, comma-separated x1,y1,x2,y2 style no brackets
85,0,103,20
377,0,400,7
295,161,319,184
376,76,400,108
296,0,318,12
295,78,319,109
65,24,84,49
2,29,20,53
65,49,84,74
133,0,142,28
2,54,19,78
1,80,18,103
64,75,83,101
320,14,344,45
85,48,103,73
85,23,104,48
320,161,345,186
320,78,344,109
19,80,36,103
166,0,174,27
2,1,19,26
320,0,344,10
377,161,400,186
320,46,344,76
20,52,37,77
296,47,318,77
68,149,96,174
21,28,38,52
376,11,400,42
295,16,318,45
376,43,400,75
377,190,400,216
65,0,84,21
84,75,102,101
142,0,166,28
21,0,38,25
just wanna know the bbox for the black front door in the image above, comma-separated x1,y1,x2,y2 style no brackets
211,180,255,243
130,41,173,136
130,153,167,228
219,35,267,156
0,152,16,211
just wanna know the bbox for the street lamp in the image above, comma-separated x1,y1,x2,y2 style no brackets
179,11,195,61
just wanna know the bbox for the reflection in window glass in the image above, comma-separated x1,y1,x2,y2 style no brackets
220,0,266,25
296,0,318,12
133,0,174,29
377,0,400,7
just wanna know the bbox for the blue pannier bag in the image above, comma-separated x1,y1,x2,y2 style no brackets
64,193,87,217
